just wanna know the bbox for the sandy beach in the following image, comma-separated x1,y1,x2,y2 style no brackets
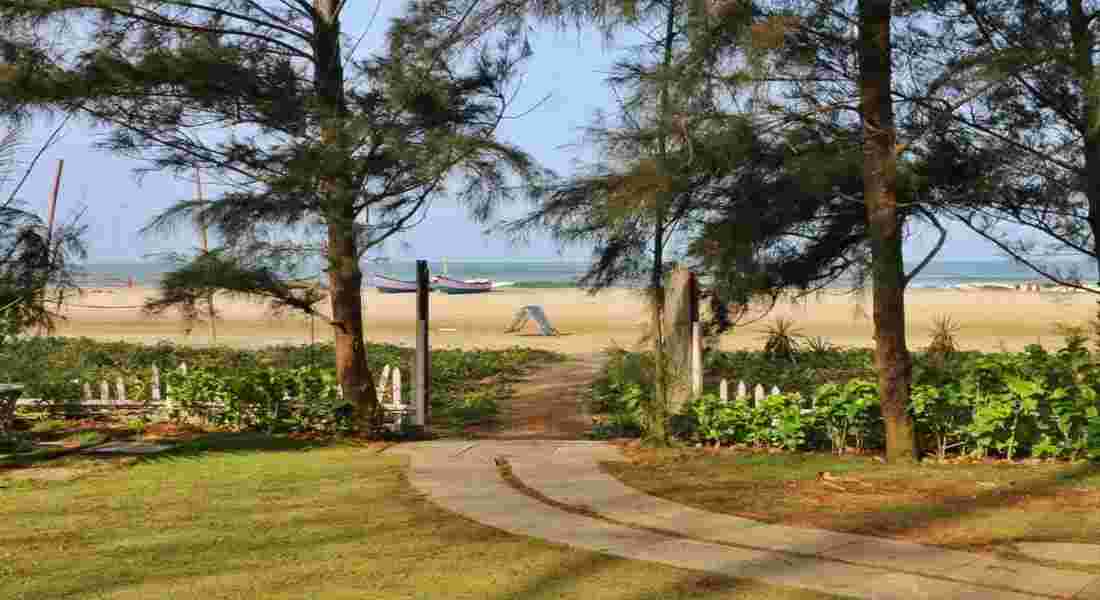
50,286,1100,353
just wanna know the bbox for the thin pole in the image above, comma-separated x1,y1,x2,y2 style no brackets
46,159,63,248
37,160,64,337
195,168,216,344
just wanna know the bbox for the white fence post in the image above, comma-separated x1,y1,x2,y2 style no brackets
393,367,402,410
719,378,728,403
100,380,110,404
378,364,391,401
754,384,765,407
83,382,93,402
116,377,127,405
770,385,780,397
736,380,748,403
151,364,162,403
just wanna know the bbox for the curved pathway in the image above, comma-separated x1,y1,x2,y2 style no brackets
387,440,1100,600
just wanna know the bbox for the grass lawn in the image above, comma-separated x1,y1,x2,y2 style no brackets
1,434,838,600
605,447,1100,571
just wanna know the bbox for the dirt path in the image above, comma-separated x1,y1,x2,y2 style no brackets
473,352,607,440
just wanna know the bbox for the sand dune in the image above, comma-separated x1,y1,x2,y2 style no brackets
50,286,1099,353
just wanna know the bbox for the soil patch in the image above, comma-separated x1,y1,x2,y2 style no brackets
470,352,607,440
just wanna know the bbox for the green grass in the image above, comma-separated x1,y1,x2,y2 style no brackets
606,449,1100,563
0,433,840,600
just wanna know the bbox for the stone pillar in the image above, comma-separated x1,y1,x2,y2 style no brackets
662,266,698,412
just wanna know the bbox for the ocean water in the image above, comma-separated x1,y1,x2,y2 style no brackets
72,259,1098,289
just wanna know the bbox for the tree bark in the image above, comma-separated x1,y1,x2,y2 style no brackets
858,0,917,462
1068,0,1100,286
315,0,378,432
646,0,680,446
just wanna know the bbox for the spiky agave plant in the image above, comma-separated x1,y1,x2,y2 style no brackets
762,317,801,363
925,315,961,369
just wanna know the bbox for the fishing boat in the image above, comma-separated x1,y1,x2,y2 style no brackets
432,275,493,294
371,274,420,294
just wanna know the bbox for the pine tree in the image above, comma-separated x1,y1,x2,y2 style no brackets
0,0,543,432
507,0,725,444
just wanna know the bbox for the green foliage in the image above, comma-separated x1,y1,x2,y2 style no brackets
688,391,814,451
813,379,880,454
166,365,350,434
705,345,875,400
925,315,960,368
677,338,1100,461
588,348,649,438
691,392,750,445
910,383,970,460
0,430,33,454
761,317,801,363
0,337,559,435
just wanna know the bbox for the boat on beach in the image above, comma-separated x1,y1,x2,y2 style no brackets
371,274,421,294
432,275,493,294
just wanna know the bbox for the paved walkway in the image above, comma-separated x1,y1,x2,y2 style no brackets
386,440,1100,600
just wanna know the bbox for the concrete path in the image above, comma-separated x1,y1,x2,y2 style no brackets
387,440,1100,600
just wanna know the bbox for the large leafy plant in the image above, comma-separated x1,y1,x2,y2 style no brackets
813,379,880,454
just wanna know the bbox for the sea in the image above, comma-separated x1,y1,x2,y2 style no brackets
70,259,1098,290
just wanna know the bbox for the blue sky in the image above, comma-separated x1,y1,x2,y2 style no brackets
11,2,1001,264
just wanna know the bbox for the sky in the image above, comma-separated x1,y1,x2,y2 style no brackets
10,1,1003,264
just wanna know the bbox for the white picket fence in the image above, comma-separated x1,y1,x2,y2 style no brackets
18,362,419,431
374,363,419,430
715,378,783,408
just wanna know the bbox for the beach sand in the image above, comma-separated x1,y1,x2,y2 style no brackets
51,286,1100,354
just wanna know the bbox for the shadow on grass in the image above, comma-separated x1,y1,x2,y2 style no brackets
142,432,329,463
613,451,1100,552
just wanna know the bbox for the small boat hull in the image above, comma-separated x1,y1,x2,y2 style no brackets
433,275,492,294
371,274,420,294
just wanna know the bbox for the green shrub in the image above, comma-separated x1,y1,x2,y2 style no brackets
588,348,651,438
691,392,751,446
911,383,971,460
165,365,351,433
691,337,1100,461
0,431,33,454
813,379,880,454
686,392,813,451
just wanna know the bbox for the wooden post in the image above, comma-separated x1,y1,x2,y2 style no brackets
690,272,702,398
415,260,430,428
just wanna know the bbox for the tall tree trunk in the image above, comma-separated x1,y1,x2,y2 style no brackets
858,0,917,462
315,0,378,432
647,0,679,445
1068,0,1100,286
